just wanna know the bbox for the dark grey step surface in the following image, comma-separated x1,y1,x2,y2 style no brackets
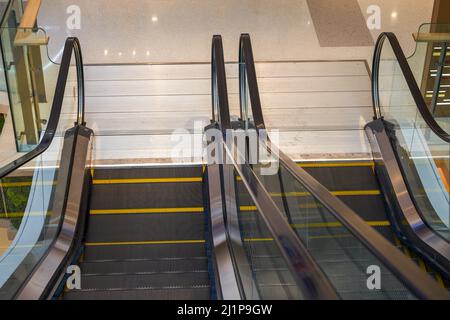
80,271,210,290
257,284,303,300
66,165,210,300
64,287,210,300
84,243,207,262
90,182,203,209
302,164,379,191
81,258,208,275
86,212,205,243
93,166,203,180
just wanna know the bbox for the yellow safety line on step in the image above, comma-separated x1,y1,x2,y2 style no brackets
435,273,446,288
0,211,53,219
85,239,206,247
243,238,274,242
243,234,353,242
92,177,202,184
90,207,204,215
297,162,375,168
237,190,380,199
239,206,258,212
269,190,381,197
417,257,428,273
0,181,55,187
290,220,390,229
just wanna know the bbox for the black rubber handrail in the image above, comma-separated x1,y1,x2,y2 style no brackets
239,33,449,299
372,32,450,142
0,37,85,179
239,34,265,130
211,35,231,136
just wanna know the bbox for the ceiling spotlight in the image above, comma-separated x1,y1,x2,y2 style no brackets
152,16,158,22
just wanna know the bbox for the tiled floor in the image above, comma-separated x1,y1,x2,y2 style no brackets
56,60,373,164
0,0,436,165
37,0,433,64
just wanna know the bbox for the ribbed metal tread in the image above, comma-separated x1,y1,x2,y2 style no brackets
86,213,205,243
239,197,388,219
81,258,208,275
84,242,207,262
243,241,388,265
302,164,379,191
80,271,210,290
90,182,203,210
257,284,303,300
64,286,210,300
93,166,203,180
254,268,410,299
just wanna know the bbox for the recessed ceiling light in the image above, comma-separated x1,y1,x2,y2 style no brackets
104,49,108,56
152,16,158,22
391,11,398,19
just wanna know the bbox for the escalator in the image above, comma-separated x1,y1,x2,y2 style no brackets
0,29,449,300
0,34,218,300
0,37,92,300
63,166,211,300
199,34,449,300
220,34,450,299
365,32,450,281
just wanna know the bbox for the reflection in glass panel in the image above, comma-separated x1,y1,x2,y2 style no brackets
378,37,450,241
0,50,79,299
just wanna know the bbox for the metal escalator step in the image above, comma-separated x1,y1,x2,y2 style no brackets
246,164,378,193
63,286,210,300
337,289,414,300
90,182,203,210
84,243,207,261
253,267,411,299
81,258,208,275
253,270,302,300
93,166,203,180
254,269,296,286
239,207,394,243
324,273,412,299
85,213,205,243
337,195,389,221
257,284,304,300
80,271,210,290
243,240,385,268
250,256,289,270
302,164,379,191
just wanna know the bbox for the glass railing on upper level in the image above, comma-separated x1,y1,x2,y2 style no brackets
0,36,86,300
407,23,450,122
0,0,72,154
234,33,449,299
373,32,450,244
